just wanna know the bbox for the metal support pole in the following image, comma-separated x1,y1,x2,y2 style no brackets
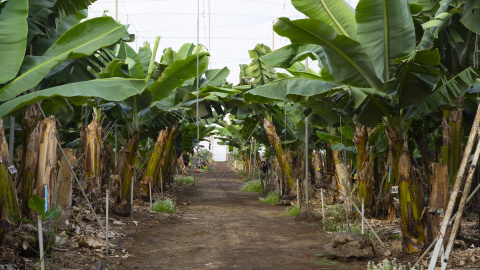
361,198,365,235
9,116,14,165
321,189,325,218
106,188,109,255
296,179,300,207
114,125,118,168
305,116,309,210
253,139,257,176
130,176,134,224
149,182,152,210
37,214,45,270
44,184,48,213
160,168,164,196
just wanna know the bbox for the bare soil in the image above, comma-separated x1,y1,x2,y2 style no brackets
108,162,368,270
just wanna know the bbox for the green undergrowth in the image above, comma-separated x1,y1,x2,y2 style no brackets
284,205,301,216
176,176,194,186
152,198,178,213
259,191,279,204
240,179,262,192
323,203,374,238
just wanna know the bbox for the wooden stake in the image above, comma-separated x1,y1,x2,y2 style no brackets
429,104,480,270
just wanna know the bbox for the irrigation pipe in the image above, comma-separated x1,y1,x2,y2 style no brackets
37,105,107,238
337,190,386,248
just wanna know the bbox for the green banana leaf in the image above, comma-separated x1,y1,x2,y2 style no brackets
460,0,480,35
244,78,336,104
0,0,28,84
138,42,153,75
54,0,97,16
274,18,382,90
0,16,126,101
117,43,144,79
356,0,416,82
202,67,230,88
260,44,325,68
148,52,209,101
292,0,356,39
0,78,144,117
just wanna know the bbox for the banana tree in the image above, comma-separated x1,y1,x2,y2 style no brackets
244,0,479,252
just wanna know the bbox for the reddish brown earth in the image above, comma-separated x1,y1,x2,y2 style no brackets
111,162,367,270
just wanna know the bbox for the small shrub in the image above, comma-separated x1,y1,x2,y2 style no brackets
259,191,279,204
367,259,423,270
236,169,248,177
202,166,210,171
152,198,178,213
240,180,262,192
285,205,301,216
176,176,194,186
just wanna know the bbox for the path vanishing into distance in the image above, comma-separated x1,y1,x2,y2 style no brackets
115,162,366,270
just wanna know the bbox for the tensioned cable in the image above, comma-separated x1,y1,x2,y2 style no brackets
196,0,200,173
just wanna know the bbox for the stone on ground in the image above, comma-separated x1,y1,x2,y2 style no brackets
324,232,376,261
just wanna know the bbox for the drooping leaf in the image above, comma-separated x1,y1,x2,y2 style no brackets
0,17,126,101
460,0,480,35
148,51,209,101
202,67,230,88
356,0,416,82
274,18,382,90
117,43,144,79
292,0,357,39
0,0,28,84
0,79,145,117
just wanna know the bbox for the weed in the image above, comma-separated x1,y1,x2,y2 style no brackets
259,191,279,204
367,259,423,270
391,233,401,240
284,205,302,216
236,170,248,177
152,198,178,213
240,180,262,192
176,176,194,186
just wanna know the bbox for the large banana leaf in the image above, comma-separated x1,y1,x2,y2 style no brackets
148,52,209,101
460,0,480,35
117,43,144,79
138,42,153,75
0,0,28,84
260,44,325,68
356,0,415,82
54,0,97,16
244,78,336,104
292,0,356,39
0,78,144,117
0,17,126,101
274,18,382,90
202,67,230,88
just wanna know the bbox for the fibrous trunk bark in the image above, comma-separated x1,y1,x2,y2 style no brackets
241,150,250,174
262,117,294,188
331,148,350,200
55,149,75,211
442,96,464,186
35,117,57,210
159,125,179,188
0,118,20,231
427,163,449,243
139,128,169,198
386,127,425,253
354,126,374,208
19,105,40,217
114,133,139,203
85,118,102,197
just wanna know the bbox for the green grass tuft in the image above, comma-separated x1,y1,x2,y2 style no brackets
176,176,194,186
259,191,279,204
284,205,302,216
240,180,262,192
152,198,178,213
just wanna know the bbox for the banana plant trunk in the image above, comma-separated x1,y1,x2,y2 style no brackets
116,133,139,203
139,128,169,198
0,118,20,231
35,117,57,210
262,117,294,188
386,127,426,253
160,125,179,188
19,105,40,217
241,150,250,173
354,125,374,208
55,149,75,213
331,147,350,200
85,118,102,197
442,97,464,186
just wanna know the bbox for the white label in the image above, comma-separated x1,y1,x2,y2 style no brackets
8,165,17,174
391,186,399,194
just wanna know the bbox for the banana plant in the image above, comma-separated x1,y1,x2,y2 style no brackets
244,0,479,253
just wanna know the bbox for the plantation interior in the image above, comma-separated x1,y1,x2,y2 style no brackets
0,0,480,269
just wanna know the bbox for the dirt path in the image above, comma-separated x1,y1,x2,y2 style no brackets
115,162,367,270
